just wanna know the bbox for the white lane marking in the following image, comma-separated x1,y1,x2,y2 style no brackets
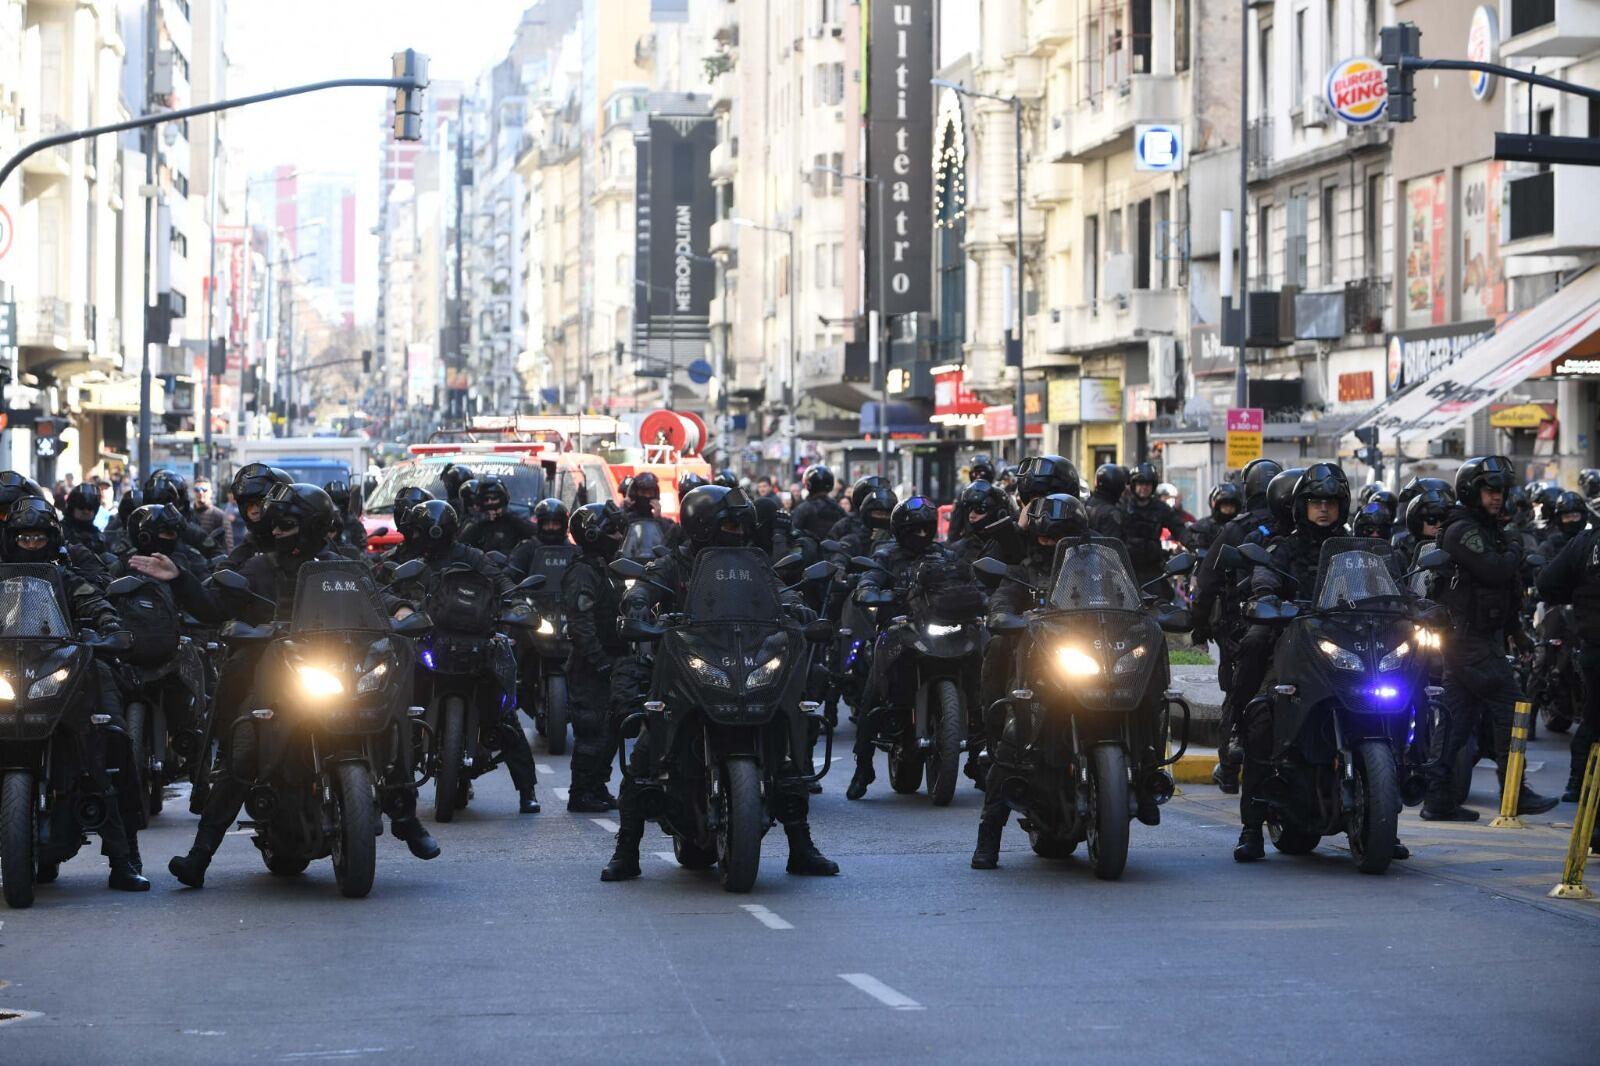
654,851,677,863
226,829,252,836
279,1050,386,1060
537,763,555,774
554,787,570,801
839,973,924,1011
182,1029,226,1037
591,818,621,833
740,904,793,930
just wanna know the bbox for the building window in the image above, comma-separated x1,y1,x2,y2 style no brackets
1365,0,1379,54
1287,192,1308,289
1084,214,1100,307
815,62,844,106
1258,24,1273,119
1109,208,1124,255
1175,0,1191,73
1134,199,1152,291
1325,0,1338,73
1320,184,1338,287
1292,8,1306,106
1363,173,1381,280
1153,191,1170,289
1256,203,1271,288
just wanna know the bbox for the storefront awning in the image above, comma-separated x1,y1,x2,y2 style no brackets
1356,266,1600,441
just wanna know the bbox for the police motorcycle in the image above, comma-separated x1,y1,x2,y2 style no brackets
822,539,878,721
853,555,988,806
511,542,575,754
105,572,208,817
1232,538,1446,875
612,547,833,892
209,560,433,898
405,563,544,822
0,566,134,907
975,545,1194,879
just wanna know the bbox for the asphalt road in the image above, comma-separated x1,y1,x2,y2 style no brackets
2,714,1598,1065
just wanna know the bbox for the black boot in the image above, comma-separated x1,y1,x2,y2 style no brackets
109,858,151,892
784,823,839,876
1233,826,1265,862
1392,838,1411,861
1212,762,1240,794
567,788,613,813
392,816,442,860
35,860,59,884
845,759,875,801
1135,791,1161,827
1563,776,1583,803
519,788,541,814
168,848,212,888
1516,784,1559,816
1420,804,1480,822
124,822,143,876
600,829,642,882
596,785,618,810
971,821,1002,870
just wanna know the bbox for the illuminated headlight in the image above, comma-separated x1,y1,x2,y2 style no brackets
537,616,557,636
27,668,72,700
1113,646,1148,675
1317,639,1363,671
1413,626,1442,652
924,623,963,637
746,655,785,689
0,676,15,701
296,665,345,699
355,662,390,694
1054,646,1101,677
1378,642,1411,672
686,655,732,689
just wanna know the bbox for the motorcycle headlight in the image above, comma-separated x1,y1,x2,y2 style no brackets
1317,639,1364,671
1412,625,1442,652
686,655,732,690
355,661,390,694
0,676,14,701
1378,641,1411,672
296,665,345,699
1113,646,1148,675
746,655,785,689
1054,646,1101,677
27,668,72,701
924,623,963,637
537,616,557,636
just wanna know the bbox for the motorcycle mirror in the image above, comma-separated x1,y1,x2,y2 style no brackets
93,630,134,653
220,619,276,642
1165,553,1196,576
1526,553,1547,569
392,611,434,636
1238,542,1272,567
486,551,510,566
610,558,647,579
972,557,1007,590
803,619,834,644
1156,606,1193,633
849,556,880,573
1277,602,1301,620
371,526,390,539
106,575,145,597
210,569,251,593
620,617,666,641
987,612,1027,635
820,539,845,553
390,558,428,583
496,612,538,629
775,552,804,571
650,544,671,558
1416,548,1449,571
514,574,546,592
801,560,832,583
1244,599,1280,622
1218,544,1242,570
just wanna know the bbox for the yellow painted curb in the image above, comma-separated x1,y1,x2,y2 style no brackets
1173,752,1216,786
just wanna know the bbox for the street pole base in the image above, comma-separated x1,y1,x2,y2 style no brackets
1547,882,1594,900
1487,815,1527,829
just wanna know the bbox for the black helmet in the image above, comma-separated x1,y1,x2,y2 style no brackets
957,480,1014,538
532,498,570,544
440,464,475,501
263,483,338,559
1556,490,1588,535
1266,467,1307,529
1534,483,1564,524
117,488,145,526
1406,487,1452,538
1357,483,1382,506
713,469,739,489
63,482,101,517
142,472,185,510
1129,461,1160,487
680,485,755,549
1241,458,1284,512
1292,463,1351,531
392,487,434,536
1352,500,1394,540
1455,456,1517,515
1,497,63,563
850,475,891,512
457,479,482,516
752,495,791,553
476,477,510,514
1580,468,1600,499
1023,493,1089,557
679,471,710,499
0,471,47,520
569,501,627,557
405,499,459,556
803,465,835,495
968,454,997,483
628,471,661,512
1093,464,1129,500
858,483,898,530
616,475,634,501
323,480,352,513
998,464,1020,491
1016,455,1081,503
889,496,939,551
1209,482,1244,522
129,503,185,554
1366,488,1398,514
1399,475,1455,507
231,463,291,537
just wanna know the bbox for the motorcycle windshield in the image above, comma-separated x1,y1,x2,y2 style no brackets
683,547,783,622
1048,540,1143,612
0,567,72,638
620,520,665,561
290,560,391,633
1313,539,1401,609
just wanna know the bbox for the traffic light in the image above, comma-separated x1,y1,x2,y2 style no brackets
1354,425,1384,473
1381,23,1422,124
362,349,372,373
391,50,430,142
615,341,625,365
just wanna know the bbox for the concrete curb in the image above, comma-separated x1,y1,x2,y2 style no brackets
1172,749,1219,785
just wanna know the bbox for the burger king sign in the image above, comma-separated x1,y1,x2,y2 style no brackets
1326,57,1388,125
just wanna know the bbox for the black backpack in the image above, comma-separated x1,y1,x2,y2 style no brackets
110,579,182,666
425,565,500,634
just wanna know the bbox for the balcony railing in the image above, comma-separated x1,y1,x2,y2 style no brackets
1343,277,1390,335
1247,117,1273,170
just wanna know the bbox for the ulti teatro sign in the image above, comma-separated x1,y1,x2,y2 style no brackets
869,0,932,315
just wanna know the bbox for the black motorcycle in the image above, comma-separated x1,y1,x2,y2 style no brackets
0,564,133,908
212,560,430,898
512,542,576,754
1529,604,1581,734
409,563,542,821
105,573,209,817
977,544,1193,879
613,548,832,892
1234,538,1445,875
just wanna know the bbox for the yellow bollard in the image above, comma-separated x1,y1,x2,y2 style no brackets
1550,743,1600,900
1489,700,1534,828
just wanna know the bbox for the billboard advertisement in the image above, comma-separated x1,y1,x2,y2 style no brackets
868,0,933,316
634,105,717,369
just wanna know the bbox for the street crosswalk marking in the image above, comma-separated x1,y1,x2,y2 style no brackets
554,788,570,801
740,904,793,930
537,764,555,774
654,852,676,863
591,818,621,833
839,973,923,1011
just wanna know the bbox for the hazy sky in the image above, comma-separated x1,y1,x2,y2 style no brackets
226,0,535,315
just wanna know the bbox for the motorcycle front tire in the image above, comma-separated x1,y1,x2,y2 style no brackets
1087,744,1131,881
544,674,569,756
1,771,36,909
434,696,466,823
927,680,963,807
1349,740,1399,875
331,762,378,899
717,758,762,893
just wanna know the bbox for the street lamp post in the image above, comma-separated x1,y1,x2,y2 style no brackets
815,167,889,479
932,79,1026,466
731,218,798,476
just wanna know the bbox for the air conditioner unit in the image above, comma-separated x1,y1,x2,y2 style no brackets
1148,335,1178,399
1301,96,1331,129
1246,288,1296,347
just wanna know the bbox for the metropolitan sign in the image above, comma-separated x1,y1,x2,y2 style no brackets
1326,57,1388,125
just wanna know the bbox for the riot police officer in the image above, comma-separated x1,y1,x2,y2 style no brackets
219,463,292,569
508,497,574,576
561,501,628,812
1087,464,1128,538
791,465,846,541
948,480,1015,565
1123,462,1187,593
460,476,539,555
60,482,109,554
1185,482,1243,555
323,480,369,554
440,464,475,514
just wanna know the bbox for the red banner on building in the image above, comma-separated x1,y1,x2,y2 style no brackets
932,368,984,423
